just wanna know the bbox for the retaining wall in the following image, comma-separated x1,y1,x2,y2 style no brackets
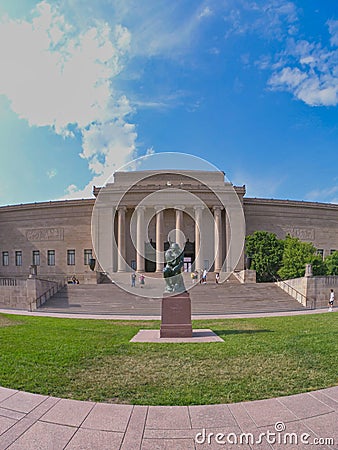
277,276,338,308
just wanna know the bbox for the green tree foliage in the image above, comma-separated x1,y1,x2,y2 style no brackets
245,231,284,282
324,251,338,275
310,255,327,276
277,235,318,280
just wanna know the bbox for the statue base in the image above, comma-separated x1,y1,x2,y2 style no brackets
160,292,192,338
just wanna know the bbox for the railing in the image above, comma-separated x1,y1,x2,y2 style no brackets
275,278,310,308
30,277,67,311
0,278,25,287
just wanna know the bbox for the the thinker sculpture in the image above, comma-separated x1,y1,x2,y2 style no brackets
163,242,186,294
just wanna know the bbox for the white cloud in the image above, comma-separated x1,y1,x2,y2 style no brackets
65,184,78,195
47,169,57,179
267,23,338,106
327,19,338,47
199,6,213,19
104,0,213,58
224,0,299,41
0,1,136,198
231,170,285,199
306,185,338,204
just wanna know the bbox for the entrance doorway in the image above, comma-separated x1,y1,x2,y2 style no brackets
183,256,192,272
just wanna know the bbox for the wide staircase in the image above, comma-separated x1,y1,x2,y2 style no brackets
39,281,306,316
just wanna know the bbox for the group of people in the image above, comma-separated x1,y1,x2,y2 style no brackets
68,276,79,284
131,272,145,288
131,269,222,288
190,269,220,284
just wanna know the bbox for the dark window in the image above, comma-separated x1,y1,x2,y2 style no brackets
32,250,40,266
67,249,75,265
47,250,55,266
330,249,337,255
84,249,92,265
15,251,22,266
2,251,9,266
316,249,324,259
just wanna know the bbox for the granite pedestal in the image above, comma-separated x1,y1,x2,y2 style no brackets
160,292,192,338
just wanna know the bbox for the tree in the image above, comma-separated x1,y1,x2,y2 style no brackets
310,255,327,276
278,235,319,280
245,231,284,282
324,251,338,275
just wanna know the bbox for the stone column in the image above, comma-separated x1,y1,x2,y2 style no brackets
155,207,164,272
175,206,185,250
213,206,223,273
194,205,204,272
136,206,145,272
117,206,127,272
225,208,231,272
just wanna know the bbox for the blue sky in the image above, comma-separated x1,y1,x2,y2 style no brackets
0,0,337,205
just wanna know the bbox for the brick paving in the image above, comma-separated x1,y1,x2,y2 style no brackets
0,386,337,449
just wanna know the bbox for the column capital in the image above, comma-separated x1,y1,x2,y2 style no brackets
213,205,223,215
193,204,205,211
175,205,185,211
117,205,127,212
135,205,146,212
154,205,165,212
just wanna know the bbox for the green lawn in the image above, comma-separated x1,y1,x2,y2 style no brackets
0,313,337,405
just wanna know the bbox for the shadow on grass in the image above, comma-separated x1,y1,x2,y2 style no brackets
214,329,273,336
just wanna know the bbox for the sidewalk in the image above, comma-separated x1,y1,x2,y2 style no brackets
0,386,337,449
0,306,333,321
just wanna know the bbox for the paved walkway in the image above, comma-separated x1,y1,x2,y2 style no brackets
0,386,337,449
0,308,337,449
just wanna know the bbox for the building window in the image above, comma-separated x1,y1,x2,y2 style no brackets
330,249,337,255
131,260,136,270
2,251,9,266
32,250,40,266
316,249,324,259
47,250,55,266
67,249,75,265
15,251,22,266
84,249,92,265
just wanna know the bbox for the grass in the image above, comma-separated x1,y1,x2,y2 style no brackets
0,313,337,405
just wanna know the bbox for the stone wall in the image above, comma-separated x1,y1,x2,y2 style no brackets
0,199,95,280
0,277,65,310
0,278,28,309
276,276,338,308
244,198,338,258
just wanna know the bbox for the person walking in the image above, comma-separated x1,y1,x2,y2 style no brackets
139,274,145,288
328,289,335,312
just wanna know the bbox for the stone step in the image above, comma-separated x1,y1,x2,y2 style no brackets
39,282,306,315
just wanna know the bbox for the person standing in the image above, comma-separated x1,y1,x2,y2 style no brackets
215,272,220,284
202,269,207,284
131,272,136,287
139,274,145,288
328,289,335,312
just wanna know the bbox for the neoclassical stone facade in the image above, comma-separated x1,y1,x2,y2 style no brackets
0,170,337,281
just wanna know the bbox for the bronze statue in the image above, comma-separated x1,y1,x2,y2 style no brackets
163,242,186,293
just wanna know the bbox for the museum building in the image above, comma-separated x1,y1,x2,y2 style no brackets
0,170,337,282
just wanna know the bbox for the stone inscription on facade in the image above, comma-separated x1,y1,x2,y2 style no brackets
26,228,64,242
281,227,315,241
